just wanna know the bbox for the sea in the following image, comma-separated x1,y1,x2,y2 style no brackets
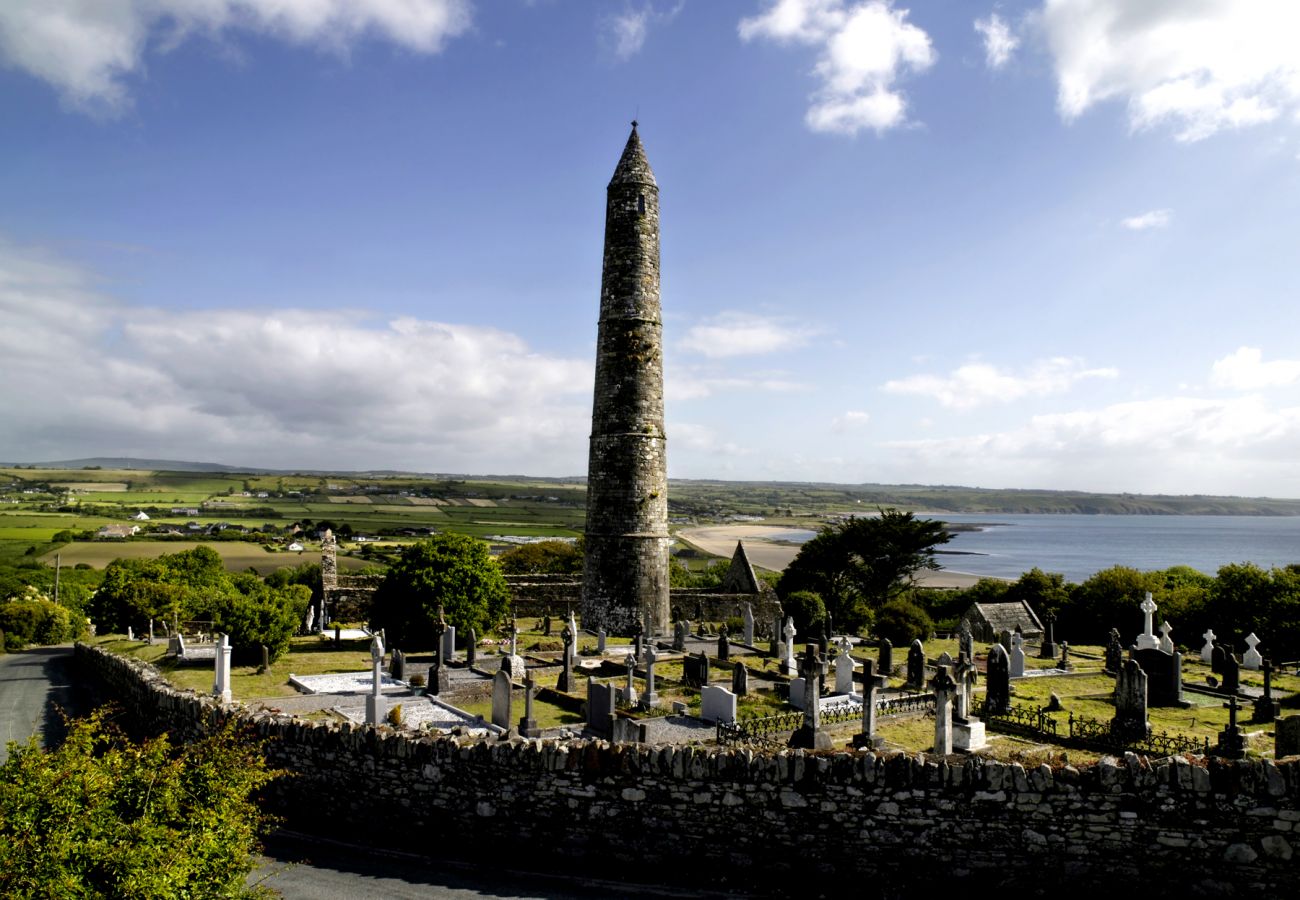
763,514,1300,583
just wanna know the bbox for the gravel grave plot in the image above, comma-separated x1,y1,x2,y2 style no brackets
334,695,495,734
290,671,407,694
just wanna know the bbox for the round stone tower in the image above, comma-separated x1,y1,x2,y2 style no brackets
582,123,670,636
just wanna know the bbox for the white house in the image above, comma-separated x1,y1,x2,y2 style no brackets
132,511,150,521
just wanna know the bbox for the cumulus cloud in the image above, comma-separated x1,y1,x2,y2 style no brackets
0,0,473,113
882,357,1117,410
831,410,870,431
679,311,818,358
1121,209,1172,231
0,239,593,474
667,368,806,402
884,394,1300,495
974,12,1018,69
600,1,683,61
1039,0,1300,142
739,0,935,135
1211,347,1300,391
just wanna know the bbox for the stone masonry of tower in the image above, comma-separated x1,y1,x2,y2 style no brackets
582,124,670,636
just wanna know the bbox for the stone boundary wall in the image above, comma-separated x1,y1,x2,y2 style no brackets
504,574,581,616
77,643,1299,894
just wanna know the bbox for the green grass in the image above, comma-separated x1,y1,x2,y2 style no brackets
42,541,373,574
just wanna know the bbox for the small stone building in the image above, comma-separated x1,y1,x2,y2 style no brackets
963,600,1044,643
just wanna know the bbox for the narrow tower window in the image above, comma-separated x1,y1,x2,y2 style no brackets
638,194,646,215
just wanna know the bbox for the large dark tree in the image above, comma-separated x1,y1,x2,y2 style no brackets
370,534,511,647
778,508,951,630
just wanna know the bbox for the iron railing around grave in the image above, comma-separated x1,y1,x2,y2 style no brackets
973,700,1210,758
716,694,935,747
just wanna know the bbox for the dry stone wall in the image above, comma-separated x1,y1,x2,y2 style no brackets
77,643,1299,895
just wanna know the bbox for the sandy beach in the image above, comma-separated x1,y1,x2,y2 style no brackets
675,524,988,589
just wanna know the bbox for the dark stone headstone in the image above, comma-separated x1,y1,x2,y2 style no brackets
518,673,541,738
853,657,884,750
1104,628,1123,674
1112,658,1150,739
1253,658,1280,724
586,680,615,739
906,639,926,690
717,627,730,662
1277,715,1300,758
390,648,405,682
1039,610,1057,659
878,637,893,677
542,615,551,637
1217,695,1247,760
429,606,450,694
1217,644,1240,695
466,628,477,667
731,662,749,697
683,652,710,689
1131,647,1185,707
557,626,575,693
985,644,1011,716
260,644,270,671
1211,643,1226,675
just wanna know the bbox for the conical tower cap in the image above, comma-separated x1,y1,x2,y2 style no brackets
609,121,657,188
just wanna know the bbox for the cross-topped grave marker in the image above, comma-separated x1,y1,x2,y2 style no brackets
1136,592,1160,650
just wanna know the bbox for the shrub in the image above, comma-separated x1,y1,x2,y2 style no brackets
873,597,934,646
782,590,826,636
0,709,276,897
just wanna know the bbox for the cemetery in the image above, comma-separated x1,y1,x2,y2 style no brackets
75,586,1300,892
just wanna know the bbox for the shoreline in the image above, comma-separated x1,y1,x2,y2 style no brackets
675,524,997,589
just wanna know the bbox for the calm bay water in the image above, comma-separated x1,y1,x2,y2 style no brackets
767,515,1300,583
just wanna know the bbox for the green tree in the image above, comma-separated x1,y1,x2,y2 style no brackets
873,597,934,645
782,590,826,635
370,535,511,647
778,509,951,630
0,709,276,898
498,540,582,575
1067,565,1158,644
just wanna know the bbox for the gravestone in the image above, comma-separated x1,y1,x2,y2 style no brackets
1039,610,1057,659
518,672,541,738
853,658,885,750
429,606,450,694
700,685,737,724
304,606,315,634
212,632,232,704
1252,659,1280,724
1200,628,1216,664
959,618,974,661
1009,633,1025,678
731,662,749,697
952,653,986,751
596,629,607,654
1217,695,1247,760
541,614,551,636
1135,592,1160,651
1218,644,1241,695
491,668,513,729
672,620,686,652
743,603,755,645
1211,643,1227,675
788,677,807,710
441,626,457,663
567,612,579,664
788,647,832,750
1277,715,1300,758
782,618,798,676
466,628,477,667
878,637,893,677
366,632,386,726
127,626,134,641
998,629,1012,653
632,618,644,660
906,639,926,690
771,613,783,658
1104,628,1123,674
1058,641,1071,671
682,619,693,642
930,664,957,756
683,652,710,689
502,620,525,682
148,620,155,645
1132,646,1186,707
834,638,858,695
587,680,615,738
641,645,659,709
558,625,575,693
390,648,406,682
1158,621,1174,655
985,643,1010,716
718,626,730,662
1112,658,1150,738
620,652,639,705
1243,633,1263,670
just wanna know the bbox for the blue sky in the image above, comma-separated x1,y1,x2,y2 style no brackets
2,1,1299,496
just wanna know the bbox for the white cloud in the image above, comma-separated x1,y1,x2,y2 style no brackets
667,368,806,402
884,394,1300,494
600,2,683,61
679,311,818,358
831,410,870,431
0,0,473,113
1039,0,1300,142
1121,209,1172,230
0,239,593,474
670,422,752,457
883,357,1117,410
1211,347,1300,391
974,12,1018,69
739,0,936,135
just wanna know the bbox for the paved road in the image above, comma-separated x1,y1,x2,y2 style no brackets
0,644,91,763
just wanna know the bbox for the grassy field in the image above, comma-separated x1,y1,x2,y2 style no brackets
42,541,374,574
